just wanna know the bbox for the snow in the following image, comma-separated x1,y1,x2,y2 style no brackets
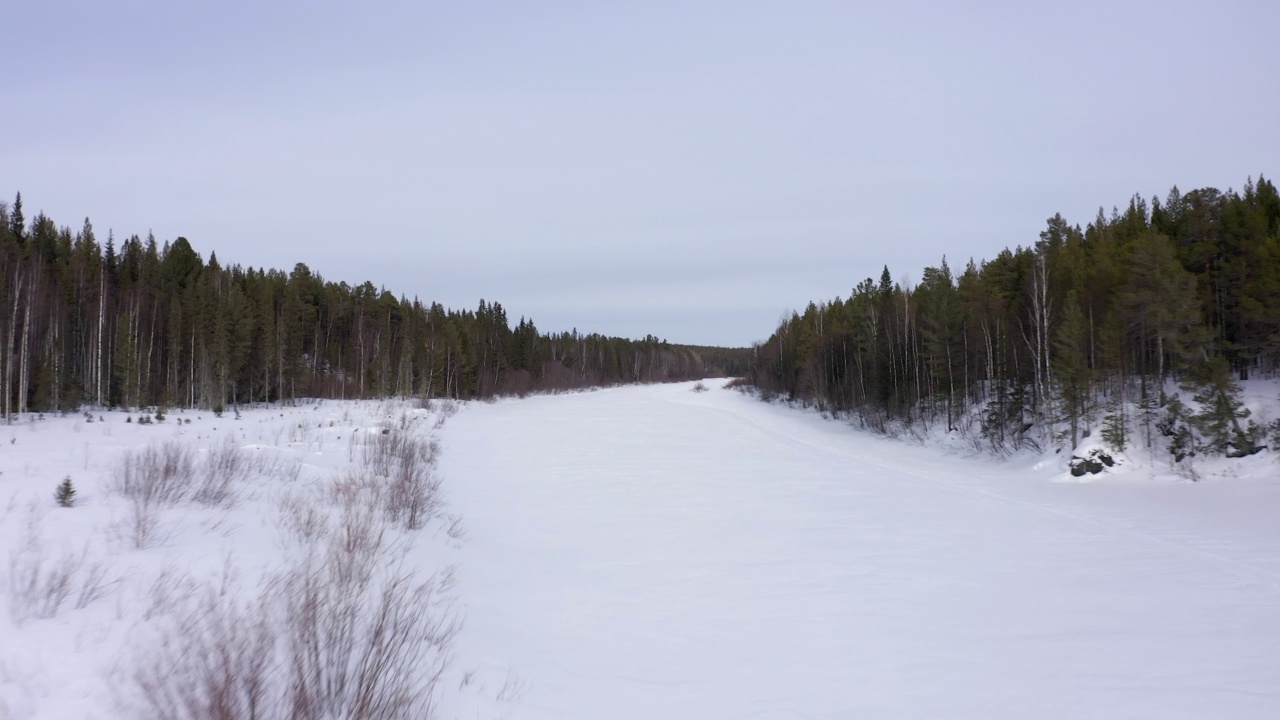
3,381,1280,718
439,381,1280,719
0,401,463,719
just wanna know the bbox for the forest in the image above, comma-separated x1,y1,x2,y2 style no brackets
7,177,1279,464
0,194,749,417
745,176,1280,460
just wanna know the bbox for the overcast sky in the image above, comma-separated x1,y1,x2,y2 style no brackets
6,1,1278,346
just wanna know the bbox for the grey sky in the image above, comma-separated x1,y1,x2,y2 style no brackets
7,1,1278,346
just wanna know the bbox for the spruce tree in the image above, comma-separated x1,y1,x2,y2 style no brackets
1183,358,1255,456
1052,291,1091,448
8,191,24,242
1101,394,1127,453
1158,394,1196,464
55,477,76,507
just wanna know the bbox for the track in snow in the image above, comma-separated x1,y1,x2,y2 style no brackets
439,381,1280,719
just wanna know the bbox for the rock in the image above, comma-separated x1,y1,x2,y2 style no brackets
1069,449,1116,477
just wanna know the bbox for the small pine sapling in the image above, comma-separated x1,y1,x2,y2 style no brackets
1101,395,1127,453
56,477,77,508
1157,394,1196,464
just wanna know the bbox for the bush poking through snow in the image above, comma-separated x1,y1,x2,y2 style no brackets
363,421,443,531
276,488,331,547
5,511,112,624
109,440,286,547
109,443,198,548
130,480,459,720
132,583,278,720
6,547,110,623
111,443,197,507
691,382,708,393
193,439,251,508
281,553,458,719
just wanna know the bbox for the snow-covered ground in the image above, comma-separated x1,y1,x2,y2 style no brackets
440,381,1280,719
3,381,1279,718
0,400,465,719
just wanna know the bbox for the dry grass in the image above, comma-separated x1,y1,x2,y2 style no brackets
276,489,331,547
281,552,458,719
111,442,198,507
363,422,443,531
109,442,197,548
131,501,458,720
142,566,201,621
111,439,298,548
126,413,459,718
193,438,252,507
133,585,277,720
4,510,113,623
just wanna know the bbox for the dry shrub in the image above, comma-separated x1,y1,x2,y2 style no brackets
110,442,197,548
111,442,197,507
112,440,285,548
431,400,458,430
143,566,201,621
362,425,443,531
130,518,459,720
133,585,277,720
126,411,459,719
194,438,252,507
327,472,390,588
276,489,331,547
282,553,458,720
5,511,112,623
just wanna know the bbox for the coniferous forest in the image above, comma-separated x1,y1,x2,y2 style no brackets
745,177,1280,458
0,194,749,417
5,177,1280,463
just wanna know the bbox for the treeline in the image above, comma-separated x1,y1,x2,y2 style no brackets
747,176,1280,458
0,194,748,416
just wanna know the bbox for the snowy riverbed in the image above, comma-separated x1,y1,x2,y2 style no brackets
440,381,1280,719
3,381,1279,718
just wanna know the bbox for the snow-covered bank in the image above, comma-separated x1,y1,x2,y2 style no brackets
747,376,1280,485
0,400,464,719
441,380,1280,719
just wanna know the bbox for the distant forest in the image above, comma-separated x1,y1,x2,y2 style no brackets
746,176,1280,458
0,194,748,417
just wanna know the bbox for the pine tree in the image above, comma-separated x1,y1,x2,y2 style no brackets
1052,291,1091,448
55,476,76,507
1183,357,1256,456
8,192,24,243
1157,394,1196,465
1121,231,1206,384
1101,394,1127,453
